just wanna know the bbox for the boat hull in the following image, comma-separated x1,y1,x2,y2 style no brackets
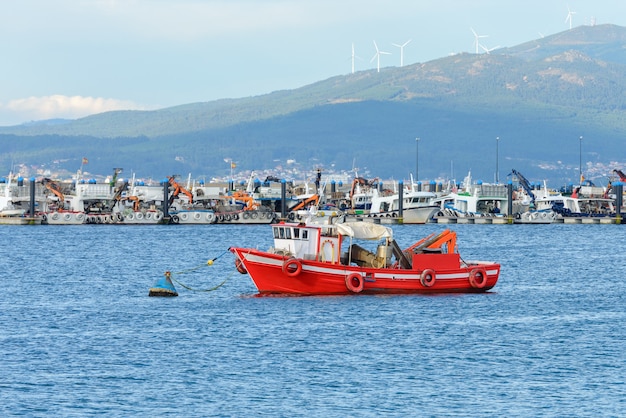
231,247,500,295
0,215,41,225
366,206,439,224
215,209,275,224
43,211,86,225
170,210,216,224
117,210,163,224
513,210,556,224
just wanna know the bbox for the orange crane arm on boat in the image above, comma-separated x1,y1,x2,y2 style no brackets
122,195,141,211
245,199,259,210
230,191,259,210
41,178,65,202
290,194,320,212
168,176,193,205
404,229,457,255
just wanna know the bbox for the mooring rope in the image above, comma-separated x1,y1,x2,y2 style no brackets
166,250,234,293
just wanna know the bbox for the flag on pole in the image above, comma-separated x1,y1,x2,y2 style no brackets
231,162,236,169
82,157,89,164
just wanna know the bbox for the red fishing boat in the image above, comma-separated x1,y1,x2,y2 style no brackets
230,221,500,295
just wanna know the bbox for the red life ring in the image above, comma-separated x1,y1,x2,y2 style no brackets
345,273,364,293
420,269,436,287
235,257,247,274
282,258,302,277
469,267,488,289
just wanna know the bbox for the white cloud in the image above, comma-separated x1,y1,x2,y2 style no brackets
0,95,151,125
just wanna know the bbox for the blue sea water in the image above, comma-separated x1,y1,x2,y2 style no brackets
1,223,625,417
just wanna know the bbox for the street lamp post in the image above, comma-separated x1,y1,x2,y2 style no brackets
496,136,499,183
579,136,583,184
415,137,420,181
225,158,235,191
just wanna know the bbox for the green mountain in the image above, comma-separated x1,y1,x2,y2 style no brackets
2,24,626,186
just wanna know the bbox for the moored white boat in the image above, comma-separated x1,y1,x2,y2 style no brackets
433,172,512,221
533,183,616,221
0,172,40,224
364,184,439,224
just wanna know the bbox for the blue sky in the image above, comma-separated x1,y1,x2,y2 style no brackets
1,0,624,126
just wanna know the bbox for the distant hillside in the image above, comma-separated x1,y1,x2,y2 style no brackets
2,24,626,186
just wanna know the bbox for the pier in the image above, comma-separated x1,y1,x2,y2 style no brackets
1,173,624,226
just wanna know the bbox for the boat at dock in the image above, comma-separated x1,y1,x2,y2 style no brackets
40,176,113,224
432,172,515,224
230,221,500,295
212,190,276,224
166,176,223,224
532,183,616,222
362,184,439,224
0,172,41,225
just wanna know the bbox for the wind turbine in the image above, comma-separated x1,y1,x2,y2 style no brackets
565,5,576,30
349,42,363,74
392,39,411,67
370,41,390,73
470,27,488,54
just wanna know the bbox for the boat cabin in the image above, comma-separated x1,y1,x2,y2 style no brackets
271,222,343,263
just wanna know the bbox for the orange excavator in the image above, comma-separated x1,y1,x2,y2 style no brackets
122,195,141,211
41,178,65,203
168,176,193,206
349,176,379,200
230,190,259,210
